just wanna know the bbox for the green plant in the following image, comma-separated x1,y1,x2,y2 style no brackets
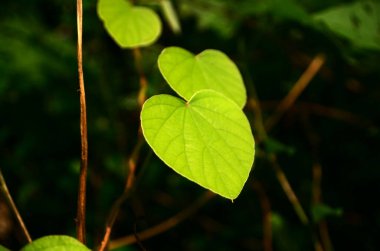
1,0,379,250
141,46,255,200
1,0,255,249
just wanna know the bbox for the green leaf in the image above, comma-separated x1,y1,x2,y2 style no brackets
312,203,343,222
264,137,295,155
160,0,181,34
97,0,162,48
141,90,255,199
21,235,90,251
314,2,380,50
0,245,11,251
158,47,247,108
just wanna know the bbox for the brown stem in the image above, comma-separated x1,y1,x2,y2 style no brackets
0,169,32,244
98,137,145,251
109,191,214,250
265,54,326,132
76,0,88,244
246,98,310,225
133,48,148,108
302,116,334,251
252,182,272,251
268,154,309,225
260,101,374,130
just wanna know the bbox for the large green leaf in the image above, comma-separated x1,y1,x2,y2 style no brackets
158,47,247,108
314,2,380,50
141,90,255,199
0,245,10,251
97,0,162,48
20,235,90,251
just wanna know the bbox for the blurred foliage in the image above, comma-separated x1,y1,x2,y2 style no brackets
0,0,379,250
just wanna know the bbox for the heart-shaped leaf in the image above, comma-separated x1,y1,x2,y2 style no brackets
21,235,90,251
158,47,247,108
141,90,255,199
97,0,162,48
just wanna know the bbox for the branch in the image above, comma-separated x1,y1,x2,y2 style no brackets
0,169,32,243
109,191,215,250
252,182,272,251
268,154,309,225
97,136,145,251
76,0,88,244
133,48,148,108
265,54,326,132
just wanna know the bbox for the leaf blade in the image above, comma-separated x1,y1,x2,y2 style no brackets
158,47,247,108
97,0,162,48
20,235,90,251
141,90,254,199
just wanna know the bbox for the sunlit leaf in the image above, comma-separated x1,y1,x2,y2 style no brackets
158,47,247,108
20,235,90,251
97,0,162,48
141,90,255,199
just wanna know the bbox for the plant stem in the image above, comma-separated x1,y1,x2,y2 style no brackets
76,0,88,244
265,54,325,132
302,116,334,251
268,154,309,225
109,191,215,250
132,48,148,108
252,182,272,251
0,169,32,243
98,137,145,251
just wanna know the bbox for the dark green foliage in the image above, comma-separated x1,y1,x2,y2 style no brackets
0,0,379,250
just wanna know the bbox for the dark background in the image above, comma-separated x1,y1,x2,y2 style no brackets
1,0,379,250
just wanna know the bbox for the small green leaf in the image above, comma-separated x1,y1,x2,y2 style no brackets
97,0,162,48
160,0,181,34
21,235,90,251
158,47,247,108
264,137,295,155
312,203,343,222
141,90,255,199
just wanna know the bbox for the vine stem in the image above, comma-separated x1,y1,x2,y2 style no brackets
0,169,32,244
98,46,148,250
252,182,272,251
109,192,215,250
97,137,144,251
133,48,148,108
264,54,325,132
302,116,334,251
268,154,309,225
76,0,88,244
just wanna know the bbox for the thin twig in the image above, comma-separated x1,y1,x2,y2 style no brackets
109,192,215,250
252,182,272,251
260,101,375,130
98,46,149,250
247,98,310,225
76,0,88,244
268,154,309,225
302,116,334,251
98,137,145,251
265,54,326,132
0,169,32,243
312,162,333,251
133,48,148,108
